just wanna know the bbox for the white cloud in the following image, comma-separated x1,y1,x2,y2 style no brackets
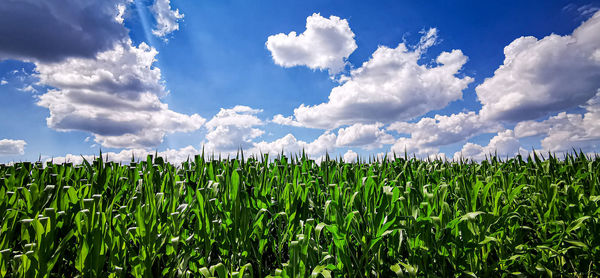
375,152,394,161
271,114,303,127
48,134,335,164
336,123,394,149
191,106,337,158
1,0,200,151
427,152,448,161
0,139,26,156
0,80,6,85
453,130,527,161
36,40,165,98
36,40,205,149
115,3,128,24
49,145,199,165
266,13,357,74
453,142,486,161
388,112,502,155
203,106,264,152
514,114,577,139
476,11,600,122
151,0,184,39
389,137,439,157
284,28,473,129
252,131,336,157
514,92,600,153
342,149,358,163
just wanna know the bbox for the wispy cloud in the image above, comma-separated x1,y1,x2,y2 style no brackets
563,3,599,18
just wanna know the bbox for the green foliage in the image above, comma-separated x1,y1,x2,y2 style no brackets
0,152,599,277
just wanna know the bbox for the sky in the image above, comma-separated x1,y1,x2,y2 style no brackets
0,0,600,164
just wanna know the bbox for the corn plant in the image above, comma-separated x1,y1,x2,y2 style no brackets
0,151,598,277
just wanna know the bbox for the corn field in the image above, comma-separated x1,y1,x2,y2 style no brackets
0,152,599,277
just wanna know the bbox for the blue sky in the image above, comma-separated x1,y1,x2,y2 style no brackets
0,0,599,163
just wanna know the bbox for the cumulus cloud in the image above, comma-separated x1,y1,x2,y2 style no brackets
388,112,502,155
36,40,205,148
266,13,357,74
0,139,26,156
514,92,600,153
1,80,7,85
49,127,336,165
271,114,303,127
342,150,358,163
375,152,393,161
427,153,448,161
54,104,335,160
252,131,336,157
453,130,527,161
0,0,202,149
49,145,200,165
151,0,184,39
0,0,129,63
49,133,336,164
203,106,265,152
389,137,439,157
336,123,394,149
281,28,473,129
476,11,600,122
115,3,127,24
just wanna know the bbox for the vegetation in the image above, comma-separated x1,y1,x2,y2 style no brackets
0,151,599,277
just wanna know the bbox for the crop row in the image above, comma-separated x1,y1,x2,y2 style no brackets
0,152,599,277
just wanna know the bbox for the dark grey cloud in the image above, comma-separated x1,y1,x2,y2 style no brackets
0,0,205,149
0,0,128,63
53,113,146,136
66,90,163,112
